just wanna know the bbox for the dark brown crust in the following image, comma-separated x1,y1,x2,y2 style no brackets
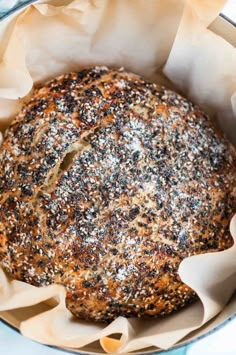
0,66,236,322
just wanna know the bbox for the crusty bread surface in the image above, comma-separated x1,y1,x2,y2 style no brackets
0,67,235,322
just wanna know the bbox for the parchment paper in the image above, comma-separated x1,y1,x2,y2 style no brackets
0,0,236,353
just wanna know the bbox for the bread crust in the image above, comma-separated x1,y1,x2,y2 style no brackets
0,67,235,322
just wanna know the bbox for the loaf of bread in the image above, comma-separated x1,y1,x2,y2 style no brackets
0,67,235,322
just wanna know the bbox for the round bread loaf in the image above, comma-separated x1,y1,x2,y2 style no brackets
0,67,235,322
